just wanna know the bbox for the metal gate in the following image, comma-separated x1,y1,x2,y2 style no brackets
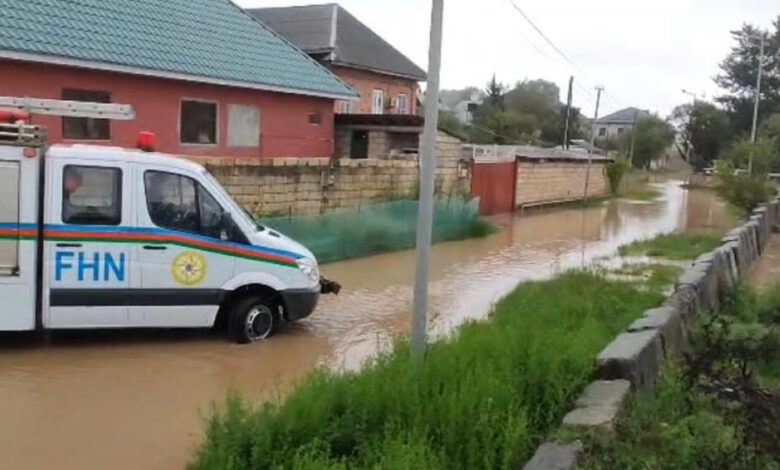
470,160,517,215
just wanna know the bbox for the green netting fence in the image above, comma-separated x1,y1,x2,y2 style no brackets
259,197,493,264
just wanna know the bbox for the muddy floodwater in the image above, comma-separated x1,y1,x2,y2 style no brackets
0,182,735,470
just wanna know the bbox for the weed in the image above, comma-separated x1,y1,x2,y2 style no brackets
189,271,663,470
618,232,721,260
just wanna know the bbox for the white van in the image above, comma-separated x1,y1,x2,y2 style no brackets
0,99,336,343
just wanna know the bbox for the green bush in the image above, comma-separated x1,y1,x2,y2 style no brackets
606,155,630,195
716,152,774,214
190,272,663,469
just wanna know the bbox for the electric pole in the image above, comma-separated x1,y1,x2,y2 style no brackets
563,76,573,150
628,108,640,167
410,0,444,358
584,85,604,200
749,34,766,174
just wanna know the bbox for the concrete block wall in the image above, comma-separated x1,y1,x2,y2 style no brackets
515,161,609,207
525,197,780,470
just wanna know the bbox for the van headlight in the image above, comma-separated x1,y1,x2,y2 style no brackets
296,258,320,283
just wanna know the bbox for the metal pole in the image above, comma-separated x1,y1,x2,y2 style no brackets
563,76,573,150
628,109,639,167
749,34,765,174
584,86,604,200
410,0,444,358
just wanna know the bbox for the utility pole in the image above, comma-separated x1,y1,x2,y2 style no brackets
681,89,701,164
410,0,444,358
584,85,604,200
749,34,766,174
628,108,640,167
563,76,573,150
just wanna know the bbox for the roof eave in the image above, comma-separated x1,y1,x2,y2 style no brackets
332,60,427,82
1,50,358,100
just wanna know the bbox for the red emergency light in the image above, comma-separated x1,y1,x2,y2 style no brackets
137,131,156,152
0,109,29,123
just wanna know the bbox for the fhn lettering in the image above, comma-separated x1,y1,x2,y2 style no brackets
55,252,126,282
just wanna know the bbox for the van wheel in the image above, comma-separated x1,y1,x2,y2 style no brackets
228,295,278,344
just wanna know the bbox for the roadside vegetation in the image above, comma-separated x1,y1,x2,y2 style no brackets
577,285,780,469
190,271,665,469
618,232,722,260
259,197,496,264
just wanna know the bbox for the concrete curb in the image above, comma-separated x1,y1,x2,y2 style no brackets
524,200,775,469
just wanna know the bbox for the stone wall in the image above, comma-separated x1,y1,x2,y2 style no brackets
515,160,609,207
191,134,469,216
525,198,780,470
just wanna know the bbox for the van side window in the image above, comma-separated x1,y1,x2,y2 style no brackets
62,165,122,225
144,171,224,239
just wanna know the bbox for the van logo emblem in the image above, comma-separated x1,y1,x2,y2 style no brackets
171,251,207,286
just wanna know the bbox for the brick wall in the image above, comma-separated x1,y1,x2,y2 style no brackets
332,65,419,115
515,161,609,207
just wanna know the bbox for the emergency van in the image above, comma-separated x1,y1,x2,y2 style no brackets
0,97,337,343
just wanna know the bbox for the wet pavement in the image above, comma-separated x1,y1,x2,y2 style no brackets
0,182,736,470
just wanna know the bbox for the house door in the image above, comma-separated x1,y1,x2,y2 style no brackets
372,90,384,114
351,131,369,159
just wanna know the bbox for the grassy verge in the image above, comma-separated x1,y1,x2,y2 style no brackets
618,232,722,260
618,187,662,201
190,271,664,469
576,285,780,469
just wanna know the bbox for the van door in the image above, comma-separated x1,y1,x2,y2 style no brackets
0,145,38,331
46,159,131,328
132,167,235,327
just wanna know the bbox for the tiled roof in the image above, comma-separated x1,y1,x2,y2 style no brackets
0,0,356,99
250,4,427,81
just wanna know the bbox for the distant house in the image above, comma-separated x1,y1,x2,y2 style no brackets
250,4,427,116
595,107,649,140
0,0,356,158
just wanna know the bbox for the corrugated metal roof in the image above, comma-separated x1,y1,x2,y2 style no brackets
596,107,648,125
0,0,356,99
250,4,427,81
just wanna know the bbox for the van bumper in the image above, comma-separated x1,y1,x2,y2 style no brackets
281,287,320,322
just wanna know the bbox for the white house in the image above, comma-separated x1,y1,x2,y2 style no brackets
595,107,649,140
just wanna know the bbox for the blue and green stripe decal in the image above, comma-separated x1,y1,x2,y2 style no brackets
0,223,303,268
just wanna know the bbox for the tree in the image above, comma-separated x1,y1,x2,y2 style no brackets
621,115,676,169
485,74,506,110
716,17,780,135
670,102,733,169
438,110,467,140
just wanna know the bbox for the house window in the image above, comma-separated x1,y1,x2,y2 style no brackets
61,89,111,140
181,100,217,145
308,111,322,125
227,104,260,148
395,94,409,114
598,127,607,137
617,127,625,135
338,100,353,114
62,165,122,226
372,89,384,114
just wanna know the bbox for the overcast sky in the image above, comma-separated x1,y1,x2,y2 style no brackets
239,0,777,118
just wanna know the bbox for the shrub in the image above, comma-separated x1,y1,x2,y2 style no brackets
716,149,774,214
606,155,630,194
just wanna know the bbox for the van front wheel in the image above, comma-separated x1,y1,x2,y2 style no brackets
228,296,278,344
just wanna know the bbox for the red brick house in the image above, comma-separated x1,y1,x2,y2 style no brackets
250,4,427,116
0,0,356,158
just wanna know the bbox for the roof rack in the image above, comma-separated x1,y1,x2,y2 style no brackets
0,122,46,147
0,97,135,120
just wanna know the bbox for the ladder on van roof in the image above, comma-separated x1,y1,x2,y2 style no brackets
0,96,136,147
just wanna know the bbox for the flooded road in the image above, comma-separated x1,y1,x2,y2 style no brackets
0,182,735,470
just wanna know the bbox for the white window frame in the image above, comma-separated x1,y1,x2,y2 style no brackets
372,89,384,115
395,94,409,114
338,100,354,114
179,98,220,146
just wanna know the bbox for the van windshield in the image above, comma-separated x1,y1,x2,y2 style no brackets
201,170,264,232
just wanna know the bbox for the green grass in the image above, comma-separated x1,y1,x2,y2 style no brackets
190,271,664,469
607,264,683,292
619,187,663,201
618,232,722,260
